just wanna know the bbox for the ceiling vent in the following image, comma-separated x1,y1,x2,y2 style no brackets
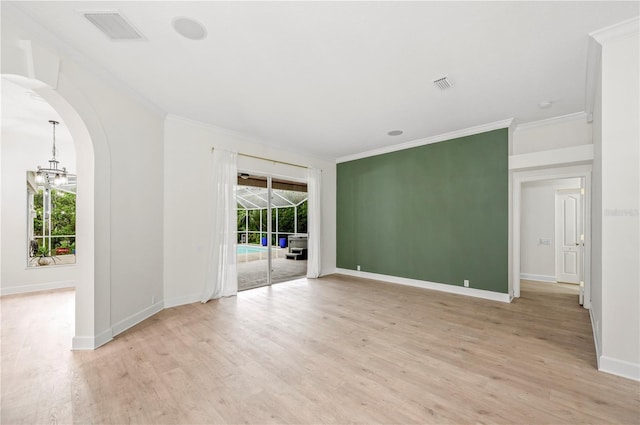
433,76,453,90
83,11,145,41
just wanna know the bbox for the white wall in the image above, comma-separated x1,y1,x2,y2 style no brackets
1,109,77,295
513,113,592,155
2,5,165,347
591,21,639,380
590,42,604,364
163,116,337,307
521,178,581,281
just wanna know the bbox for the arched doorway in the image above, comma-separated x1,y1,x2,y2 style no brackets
2,73,111,349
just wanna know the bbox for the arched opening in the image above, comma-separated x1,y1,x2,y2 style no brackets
2,73,109,349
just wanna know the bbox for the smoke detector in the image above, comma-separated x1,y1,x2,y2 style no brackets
433,76,453,90
83,11,145,41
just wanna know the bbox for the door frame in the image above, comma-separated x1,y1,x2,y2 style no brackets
512,164,592,308
235,169,308,289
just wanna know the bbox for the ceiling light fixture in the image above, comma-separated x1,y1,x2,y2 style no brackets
387,130,403,136
172,17,207,40
35,120,69,187
239,173,250,180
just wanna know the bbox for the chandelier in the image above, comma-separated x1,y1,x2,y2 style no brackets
35,120,69,186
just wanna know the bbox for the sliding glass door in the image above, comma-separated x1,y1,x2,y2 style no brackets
236,173,308,290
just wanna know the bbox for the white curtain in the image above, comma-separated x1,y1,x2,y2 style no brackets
202,149,238,302
306,168,322,278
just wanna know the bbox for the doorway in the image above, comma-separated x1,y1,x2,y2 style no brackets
513,165,592,308
236,173,308,290
2,74,106,349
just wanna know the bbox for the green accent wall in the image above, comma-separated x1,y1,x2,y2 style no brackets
337,128,508,293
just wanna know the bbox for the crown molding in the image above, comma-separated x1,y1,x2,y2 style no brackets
166,114,266,145
166,114,335,164
590,16,640,44
336,118,514,164
514,112,589,132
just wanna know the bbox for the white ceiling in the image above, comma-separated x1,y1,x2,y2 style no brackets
6,1,639,160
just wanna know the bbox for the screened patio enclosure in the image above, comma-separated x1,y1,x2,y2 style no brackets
235,177,308,290
235,185,308,246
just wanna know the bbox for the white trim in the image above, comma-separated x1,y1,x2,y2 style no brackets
519,273,556,283
72,328,113,350
514,112,588,132
164,292,201,308
111,301,165,337
336,268,511,303
0,280,75,296
600,356,640,382
336,118,513,164
166,114,334,163
590,16,640,44
590,308,601,369
512,165,592,311
585,37,602,118
509,145,594,170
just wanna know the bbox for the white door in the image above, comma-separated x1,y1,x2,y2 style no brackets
556,190,583,284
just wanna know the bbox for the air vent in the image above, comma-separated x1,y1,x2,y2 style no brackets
83,11,145,41
433,76,453,90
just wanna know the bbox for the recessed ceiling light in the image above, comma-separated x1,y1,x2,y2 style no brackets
172,17,207,40
387,130,403,136
538,101,553,109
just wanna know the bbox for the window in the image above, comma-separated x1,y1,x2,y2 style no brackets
27,171,76,267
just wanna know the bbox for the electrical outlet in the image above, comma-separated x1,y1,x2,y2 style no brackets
464,279,470,287
357,265,361,271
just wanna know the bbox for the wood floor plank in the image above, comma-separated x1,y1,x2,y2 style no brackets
2,279,639,424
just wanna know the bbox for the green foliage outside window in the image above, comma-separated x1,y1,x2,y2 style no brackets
33,189,76,248
237,200,307,244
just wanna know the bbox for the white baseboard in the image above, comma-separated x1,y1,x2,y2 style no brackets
599,356,640,382
1,280,75,296
72,328,113,350
111,301,165,337
589,308,601,369
519,273,556,283
587,302,639,381
319,268,337,278
335,268,511,303
72,301,164,350
164,292,201,308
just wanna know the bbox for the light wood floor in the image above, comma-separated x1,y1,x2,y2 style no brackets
2,277,639,424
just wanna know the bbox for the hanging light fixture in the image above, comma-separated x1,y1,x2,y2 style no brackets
35,120,68,186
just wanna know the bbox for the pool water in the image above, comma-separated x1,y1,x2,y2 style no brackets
237,245,269,255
